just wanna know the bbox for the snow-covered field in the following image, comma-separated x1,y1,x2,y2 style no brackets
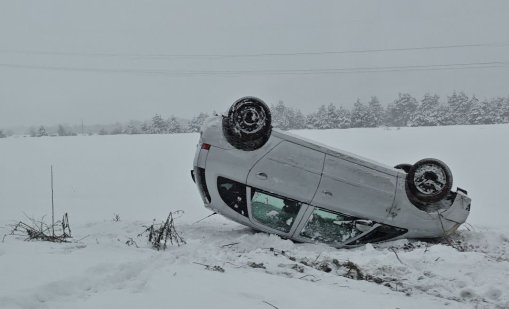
1,124,508,309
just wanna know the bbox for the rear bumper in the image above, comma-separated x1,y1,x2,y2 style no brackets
192,142,212,206
193,166,211,205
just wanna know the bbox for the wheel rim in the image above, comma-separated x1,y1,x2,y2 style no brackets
232,101,267,134
413,163,447,195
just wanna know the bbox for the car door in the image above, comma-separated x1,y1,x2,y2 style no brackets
312,154,397,222
246,141,325,204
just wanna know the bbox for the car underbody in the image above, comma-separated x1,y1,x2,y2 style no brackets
192,97,471,248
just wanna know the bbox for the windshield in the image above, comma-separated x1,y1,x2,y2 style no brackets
300,208,367,244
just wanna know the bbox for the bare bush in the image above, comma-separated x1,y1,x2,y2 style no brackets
193,262,225,273
138,211,186,250
8,213,72,242
125,237,139,248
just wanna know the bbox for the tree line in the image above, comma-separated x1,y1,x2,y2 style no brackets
2,91,508,138
275,92,509,130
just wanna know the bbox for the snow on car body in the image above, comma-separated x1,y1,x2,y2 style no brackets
192,97,471,247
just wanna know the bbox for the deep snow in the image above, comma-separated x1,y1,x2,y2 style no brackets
1,124,508,309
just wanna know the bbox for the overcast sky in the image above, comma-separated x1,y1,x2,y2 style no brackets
1,0,508,127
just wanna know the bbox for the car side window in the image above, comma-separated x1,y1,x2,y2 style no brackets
251,190,302,233
300,208,368,244
217,177,248,217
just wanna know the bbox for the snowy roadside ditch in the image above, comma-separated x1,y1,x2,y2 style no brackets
2,216,507,309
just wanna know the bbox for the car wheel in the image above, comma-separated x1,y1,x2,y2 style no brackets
405,158,453,204
222,97,272,151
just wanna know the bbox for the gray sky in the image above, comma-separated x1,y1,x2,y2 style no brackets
1,0,508,127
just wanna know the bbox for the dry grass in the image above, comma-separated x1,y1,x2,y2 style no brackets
7,213,72,243
138,211,186,250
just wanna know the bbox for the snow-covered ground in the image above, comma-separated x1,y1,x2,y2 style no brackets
1,124,508,309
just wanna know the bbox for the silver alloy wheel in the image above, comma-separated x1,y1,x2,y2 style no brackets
234,103,267,134
413,163,447,195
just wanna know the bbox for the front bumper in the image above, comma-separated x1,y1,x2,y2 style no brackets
439,191,471,225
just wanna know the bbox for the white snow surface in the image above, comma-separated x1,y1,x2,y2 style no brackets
1,124,508,309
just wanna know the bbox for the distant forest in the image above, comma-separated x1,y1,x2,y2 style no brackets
1,91,508,138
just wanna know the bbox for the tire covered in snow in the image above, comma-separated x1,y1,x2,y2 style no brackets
405,158,453,205
222,97,272,151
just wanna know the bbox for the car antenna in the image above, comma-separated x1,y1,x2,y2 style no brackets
192,212,217,224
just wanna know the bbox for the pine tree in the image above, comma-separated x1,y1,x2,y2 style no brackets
468,98,484,124
188,113,209,132
466,96,481,124
447,91,471,125
141,121,152,134
167,116,181,133
488,97,507,124
365,96,384,127
325,103,352,129
384,103,396,127
470,99,494,124
409,94,441,127
306,105,329,129
0,130,6,138
389,93,418,127
57,125,67,136
272,101,292,130
436,104,454,126
305,113,315,129
290,109,306,130
351,99,369,128
151,114,168,134
124,120,142,134
503,96,509,123
98,128,109,135
37,126,48,137
318,105,331,129
336,106,351,129
326,103,339,129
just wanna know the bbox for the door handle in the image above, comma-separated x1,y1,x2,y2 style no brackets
256,172,268,180
321,190,333,197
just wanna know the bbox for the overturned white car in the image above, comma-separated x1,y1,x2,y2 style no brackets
192,97,471,247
